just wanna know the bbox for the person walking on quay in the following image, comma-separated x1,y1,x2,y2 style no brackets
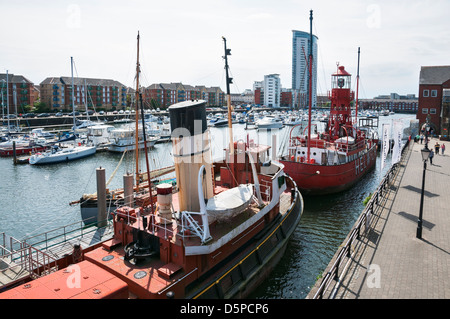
435,141,440,155
429,149,434,165
442,143,446,155
420,135,424,144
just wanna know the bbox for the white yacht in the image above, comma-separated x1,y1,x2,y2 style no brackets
255,115,283,129
107,125,158,152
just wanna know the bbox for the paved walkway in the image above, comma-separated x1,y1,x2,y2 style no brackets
309,137,450,299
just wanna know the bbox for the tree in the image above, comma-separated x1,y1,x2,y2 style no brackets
34,101,50,113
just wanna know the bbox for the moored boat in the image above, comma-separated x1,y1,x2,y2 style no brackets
28,57,97,165
255,115,283,130
279,12,376,195
0,36,303,300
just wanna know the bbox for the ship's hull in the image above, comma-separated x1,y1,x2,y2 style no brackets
80,198,119,224
107,139,155,152
80,176,303,300
28,146,96,165
280,144,377,195
187,178,303,299
0,146,46,157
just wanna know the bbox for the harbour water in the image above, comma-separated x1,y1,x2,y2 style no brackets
0,113,416,298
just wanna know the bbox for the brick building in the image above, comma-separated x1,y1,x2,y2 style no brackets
145,83,224,108
0,73,37,114
417,65,450,137
358,98,418,113
40,77,128,111
280,90,292,107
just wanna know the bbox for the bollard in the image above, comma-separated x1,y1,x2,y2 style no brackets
96,167,107,228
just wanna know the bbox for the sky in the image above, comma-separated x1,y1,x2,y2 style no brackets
1,0,449,99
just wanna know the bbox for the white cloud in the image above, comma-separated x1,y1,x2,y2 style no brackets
1,0,449,99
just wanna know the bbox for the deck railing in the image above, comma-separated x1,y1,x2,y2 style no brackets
22,216,112,250
311,139,410,299
0,233,59,289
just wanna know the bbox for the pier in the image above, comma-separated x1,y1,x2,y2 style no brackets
308,137,450,299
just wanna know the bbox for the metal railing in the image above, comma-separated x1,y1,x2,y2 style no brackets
22,216,111,251
312,139,410,299
1,234,59,288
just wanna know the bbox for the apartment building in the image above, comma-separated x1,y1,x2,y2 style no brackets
292,30,318,108
0,73,37,114
145,83,224,108
264,74,281,107
40,77,128,111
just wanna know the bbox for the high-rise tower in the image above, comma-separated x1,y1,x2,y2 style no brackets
292,30,318,108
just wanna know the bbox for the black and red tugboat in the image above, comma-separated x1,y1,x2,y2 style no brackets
0,36,303,299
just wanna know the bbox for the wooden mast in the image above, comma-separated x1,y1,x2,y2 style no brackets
135,31,141,190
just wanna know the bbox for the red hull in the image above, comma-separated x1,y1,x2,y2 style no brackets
281,144,377,195
0,146,46,157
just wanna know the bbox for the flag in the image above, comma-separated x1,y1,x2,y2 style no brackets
392,121,403,165
381,123,390,172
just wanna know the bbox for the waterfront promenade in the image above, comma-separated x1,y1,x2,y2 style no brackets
308,137,450,299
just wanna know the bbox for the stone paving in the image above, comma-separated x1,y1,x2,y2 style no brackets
308,137,450,299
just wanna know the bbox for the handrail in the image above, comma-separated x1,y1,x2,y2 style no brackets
312,139,410,299
22,216,110,250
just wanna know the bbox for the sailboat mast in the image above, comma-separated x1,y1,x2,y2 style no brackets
135,31,141,190
355,47,360,129
307,10,313,163
222,37,234,156
84,79,89,121
71,57,76,135
6,70,9,133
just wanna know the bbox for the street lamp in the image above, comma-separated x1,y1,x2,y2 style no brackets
417,145,431,239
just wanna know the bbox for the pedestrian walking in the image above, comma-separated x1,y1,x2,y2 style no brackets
442,143,446,155
420,135,424,144
435,142,440,155
429,150,434,165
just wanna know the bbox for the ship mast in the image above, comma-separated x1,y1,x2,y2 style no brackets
135,31,141,190
307,10,313,163
355,47,360,130
71,57,76,138
222,37,234,156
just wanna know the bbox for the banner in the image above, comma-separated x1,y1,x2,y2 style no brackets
392,121,403,165
381,123,390,172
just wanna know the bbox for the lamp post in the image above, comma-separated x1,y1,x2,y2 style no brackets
417,145,431,239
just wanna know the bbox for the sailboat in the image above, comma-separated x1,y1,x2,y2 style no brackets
28,57,96,165
279,11,377,195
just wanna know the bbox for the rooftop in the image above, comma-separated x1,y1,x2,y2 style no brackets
419,65,450,85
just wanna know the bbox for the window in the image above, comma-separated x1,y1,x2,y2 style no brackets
423,89,429,97
430,108,437,114
431,90,437,97
422,108,428,114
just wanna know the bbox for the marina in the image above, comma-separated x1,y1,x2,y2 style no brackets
0,110,415,298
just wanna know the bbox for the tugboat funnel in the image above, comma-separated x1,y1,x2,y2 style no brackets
168,100,213,212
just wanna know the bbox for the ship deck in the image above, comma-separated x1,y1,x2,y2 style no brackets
83,189,294,298
127,185,293,248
